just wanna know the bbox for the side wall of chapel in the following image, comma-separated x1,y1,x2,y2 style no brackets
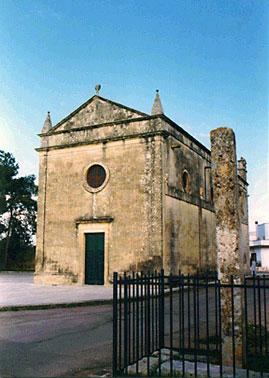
161,121,217,275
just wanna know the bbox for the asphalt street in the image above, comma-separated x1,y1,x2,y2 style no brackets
0,305,113,377
1,280,268,377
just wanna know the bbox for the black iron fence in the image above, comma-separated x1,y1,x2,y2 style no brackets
112,271,269,377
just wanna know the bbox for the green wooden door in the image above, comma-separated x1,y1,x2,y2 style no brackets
85,233,104,285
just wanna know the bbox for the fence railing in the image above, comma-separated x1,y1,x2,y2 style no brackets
112,271,269,377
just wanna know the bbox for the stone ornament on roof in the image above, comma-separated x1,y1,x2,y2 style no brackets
41,111,52,133
95,84,101,95
151,89,164,115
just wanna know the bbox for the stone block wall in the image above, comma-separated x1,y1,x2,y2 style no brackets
35,135,163,285
35,95,249,285
162,121,216,275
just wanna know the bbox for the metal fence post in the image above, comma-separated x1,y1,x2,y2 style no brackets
112,272,118,377
123,273,128,374
159,269,165,349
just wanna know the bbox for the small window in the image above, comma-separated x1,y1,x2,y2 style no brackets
182,170,191,193
87,164,106,188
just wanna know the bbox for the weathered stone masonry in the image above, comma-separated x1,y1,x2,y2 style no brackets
210,127,249,366
35,92,249,285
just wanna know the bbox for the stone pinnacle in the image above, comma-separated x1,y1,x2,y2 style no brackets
151,89,164,115
42,111,52,133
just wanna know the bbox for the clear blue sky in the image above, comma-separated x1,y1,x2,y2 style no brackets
0,0,268,229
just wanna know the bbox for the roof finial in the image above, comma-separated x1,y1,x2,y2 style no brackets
151,89,164,115
41,111,52,133
95,84,101,95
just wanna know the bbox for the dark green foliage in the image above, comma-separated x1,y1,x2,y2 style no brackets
246,323,269,372
0,150,37,270
0,151,19,191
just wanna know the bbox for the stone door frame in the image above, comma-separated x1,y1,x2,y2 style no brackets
77,221,112,285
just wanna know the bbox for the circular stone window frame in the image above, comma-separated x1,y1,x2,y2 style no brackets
82,162,110,193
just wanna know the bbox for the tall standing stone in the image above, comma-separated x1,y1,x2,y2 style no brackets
210,127,244,366
237,157,250,274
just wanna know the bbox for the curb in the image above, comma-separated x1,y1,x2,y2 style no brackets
0,298,113,312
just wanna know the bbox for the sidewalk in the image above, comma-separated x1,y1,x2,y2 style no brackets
0,271,113,311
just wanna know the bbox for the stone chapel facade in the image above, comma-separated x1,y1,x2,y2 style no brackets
34,89,249,285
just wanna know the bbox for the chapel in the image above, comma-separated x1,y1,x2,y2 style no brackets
34,87,248,285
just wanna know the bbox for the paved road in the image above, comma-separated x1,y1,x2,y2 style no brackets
2,282,268,377
0,305,113,377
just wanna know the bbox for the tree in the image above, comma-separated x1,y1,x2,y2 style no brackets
0,150,37,270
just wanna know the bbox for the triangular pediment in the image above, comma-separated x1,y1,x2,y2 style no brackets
49,95,148,133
